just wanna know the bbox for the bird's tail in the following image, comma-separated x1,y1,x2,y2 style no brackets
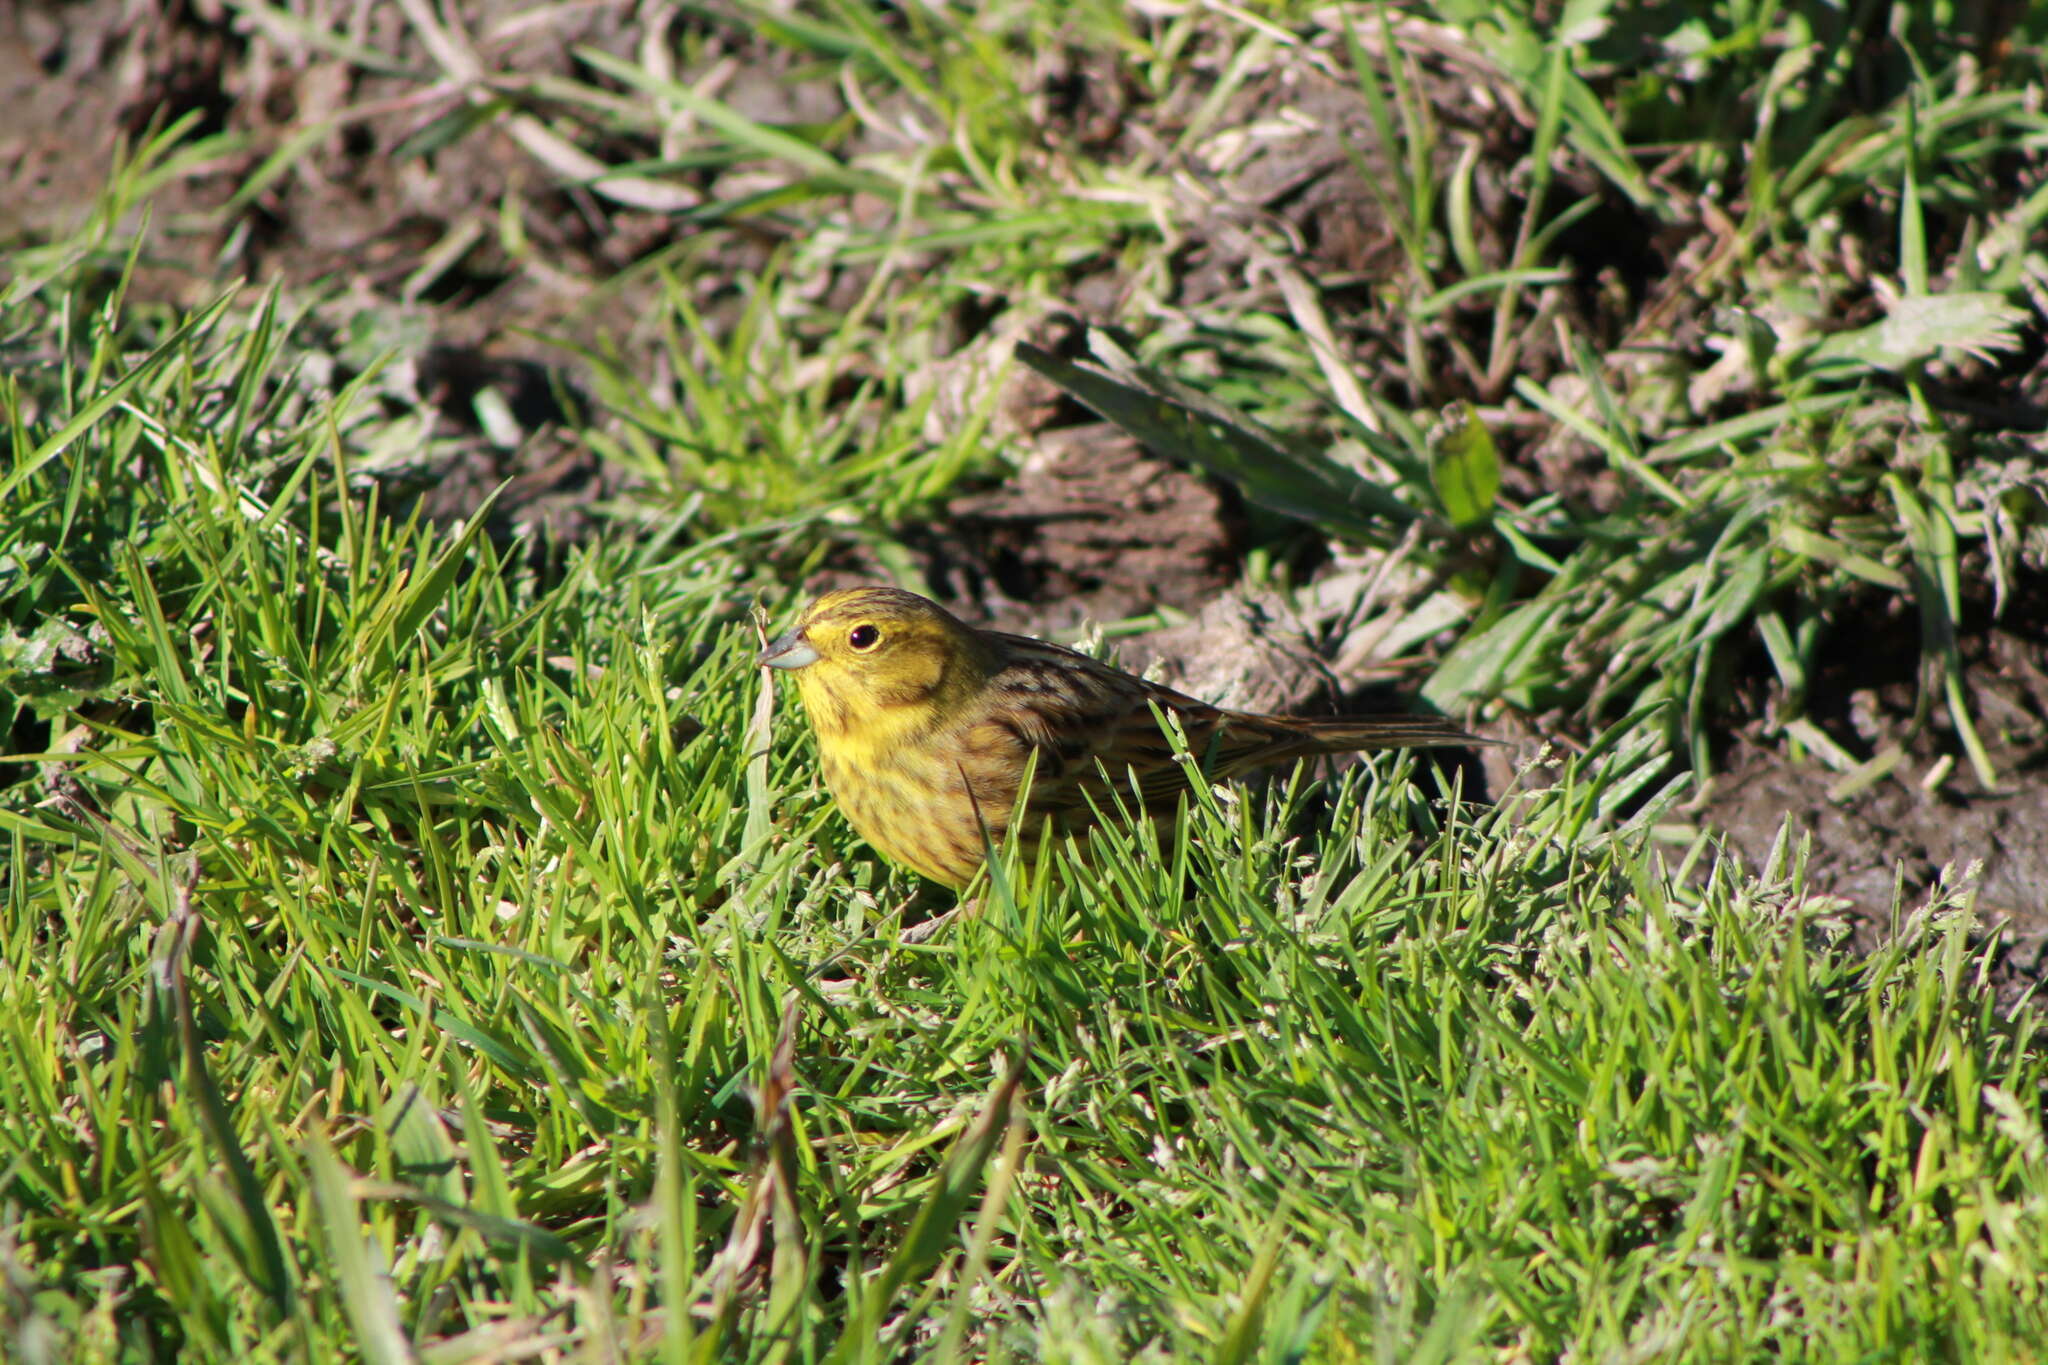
1273,712,1485,752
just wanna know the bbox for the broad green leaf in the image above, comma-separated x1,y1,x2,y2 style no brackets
1015,336,1415,546
1429,402,1501,530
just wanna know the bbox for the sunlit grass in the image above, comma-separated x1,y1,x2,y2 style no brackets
5,1,2048,1360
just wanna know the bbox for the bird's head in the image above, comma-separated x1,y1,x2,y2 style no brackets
759,586,993,737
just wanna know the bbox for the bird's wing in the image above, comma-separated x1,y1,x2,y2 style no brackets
963,636,1230,821
966,634,1477,827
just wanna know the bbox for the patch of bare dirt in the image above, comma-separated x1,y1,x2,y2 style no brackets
1698,577,2048,996
932,426,1241,633
1704,746,2048,977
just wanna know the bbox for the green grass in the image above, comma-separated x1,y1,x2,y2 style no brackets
5,252,2045,1361
6,0,2048,1360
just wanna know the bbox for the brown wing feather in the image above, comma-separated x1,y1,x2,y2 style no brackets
964,635,1480,832
1200,710,1480,775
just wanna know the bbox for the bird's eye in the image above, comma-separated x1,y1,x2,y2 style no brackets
848,624,881,651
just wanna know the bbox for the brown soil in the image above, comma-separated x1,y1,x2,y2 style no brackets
1698,583,2048,994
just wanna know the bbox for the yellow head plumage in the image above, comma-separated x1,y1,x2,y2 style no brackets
759,586,995,748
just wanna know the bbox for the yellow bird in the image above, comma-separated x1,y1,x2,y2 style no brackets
760,586,1483,890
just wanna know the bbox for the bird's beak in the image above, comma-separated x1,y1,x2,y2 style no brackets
759,629,820,671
